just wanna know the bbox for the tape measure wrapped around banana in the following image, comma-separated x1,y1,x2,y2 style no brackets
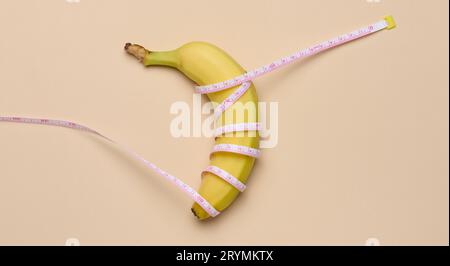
124,42,261,220
0,16,396,220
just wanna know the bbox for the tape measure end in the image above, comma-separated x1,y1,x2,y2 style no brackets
384,15,396,30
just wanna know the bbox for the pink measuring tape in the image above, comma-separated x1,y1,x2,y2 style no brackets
0,17,396,217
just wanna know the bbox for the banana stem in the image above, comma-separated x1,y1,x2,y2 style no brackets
124,43,179,68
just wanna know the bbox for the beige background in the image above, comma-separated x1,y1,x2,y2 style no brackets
0,0,448,245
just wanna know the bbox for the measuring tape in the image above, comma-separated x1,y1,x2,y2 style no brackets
0,16,396,217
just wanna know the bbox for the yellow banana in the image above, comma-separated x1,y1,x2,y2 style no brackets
125,42,259,220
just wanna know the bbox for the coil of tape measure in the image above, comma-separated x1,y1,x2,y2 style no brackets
0,16,396,217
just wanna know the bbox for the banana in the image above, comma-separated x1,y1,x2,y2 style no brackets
125,42,259,220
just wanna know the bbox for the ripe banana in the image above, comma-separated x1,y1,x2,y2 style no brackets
125,42,259,220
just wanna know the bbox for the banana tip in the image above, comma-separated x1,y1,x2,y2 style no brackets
191,208,200,219
124,43,148,62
